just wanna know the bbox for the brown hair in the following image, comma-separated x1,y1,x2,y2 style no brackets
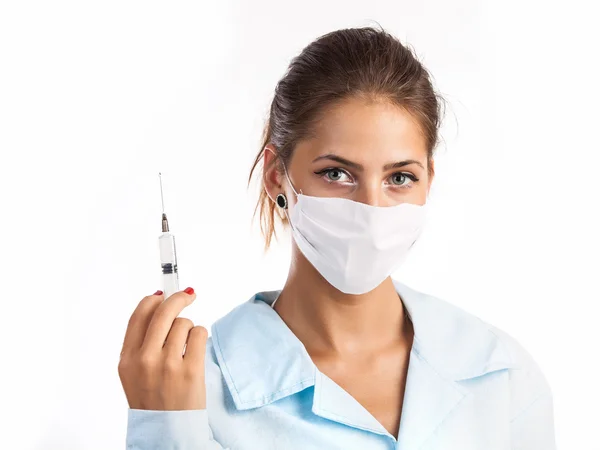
247,24,447,252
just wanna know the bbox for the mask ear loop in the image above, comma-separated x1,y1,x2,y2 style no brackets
282,162,302,197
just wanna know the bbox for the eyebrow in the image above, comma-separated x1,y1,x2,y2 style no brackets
311,153,425,171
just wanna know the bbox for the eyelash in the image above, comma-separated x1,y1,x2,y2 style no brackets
314,168,419,188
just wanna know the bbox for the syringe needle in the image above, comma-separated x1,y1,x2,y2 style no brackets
159,172,165,214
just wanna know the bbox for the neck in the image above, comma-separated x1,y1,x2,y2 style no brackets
273,243,413,359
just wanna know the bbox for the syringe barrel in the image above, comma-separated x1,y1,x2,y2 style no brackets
159,232,179,299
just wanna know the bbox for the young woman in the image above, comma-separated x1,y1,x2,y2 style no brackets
119,26,556,449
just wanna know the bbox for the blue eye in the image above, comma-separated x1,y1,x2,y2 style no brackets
315,168,352,184
389,172,418,187
325,169,343,181
391,173,407,185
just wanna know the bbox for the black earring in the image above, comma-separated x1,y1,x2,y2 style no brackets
276,193,288,209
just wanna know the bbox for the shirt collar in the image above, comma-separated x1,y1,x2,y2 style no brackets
211,277,521,412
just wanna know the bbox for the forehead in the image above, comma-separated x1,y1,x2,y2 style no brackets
301,96,428,162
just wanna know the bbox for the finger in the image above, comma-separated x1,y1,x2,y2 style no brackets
183,325,208,367
142,289,196,352
163,317,194,359
120,291,164,357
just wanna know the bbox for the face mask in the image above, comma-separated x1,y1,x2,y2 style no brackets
280,163,429,295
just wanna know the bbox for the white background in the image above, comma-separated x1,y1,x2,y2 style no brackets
1,1,598,449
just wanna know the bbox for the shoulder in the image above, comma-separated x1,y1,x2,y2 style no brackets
398,280,553,419
483,320,554,417
429,291,556,435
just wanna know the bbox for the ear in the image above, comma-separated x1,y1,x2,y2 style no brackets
263,144,282,204
427,158,435,195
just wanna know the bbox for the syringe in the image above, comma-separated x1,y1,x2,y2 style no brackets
158,172,179,300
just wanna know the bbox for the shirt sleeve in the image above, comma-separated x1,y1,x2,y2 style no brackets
510,391,557,450
126,408,228,450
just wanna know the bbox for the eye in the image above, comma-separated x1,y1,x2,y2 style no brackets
388,172,418,188
315,168,353,184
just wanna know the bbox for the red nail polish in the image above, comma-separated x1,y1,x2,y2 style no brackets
153,290,163,295
184,287,194,295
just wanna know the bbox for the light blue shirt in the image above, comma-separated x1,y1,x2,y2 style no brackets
126,278,556,449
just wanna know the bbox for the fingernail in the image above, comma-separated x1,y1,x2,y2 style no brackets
153,290,163,295
184,287,194,295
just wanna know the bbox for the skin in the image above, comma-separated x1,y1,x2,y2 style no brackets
263,95,435,439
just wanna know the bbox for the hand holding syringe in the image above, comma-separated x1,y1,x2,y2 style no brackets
118,172,208,412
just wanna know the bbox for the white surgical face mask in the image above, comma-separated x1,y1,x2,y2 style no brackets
281,163,429,295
